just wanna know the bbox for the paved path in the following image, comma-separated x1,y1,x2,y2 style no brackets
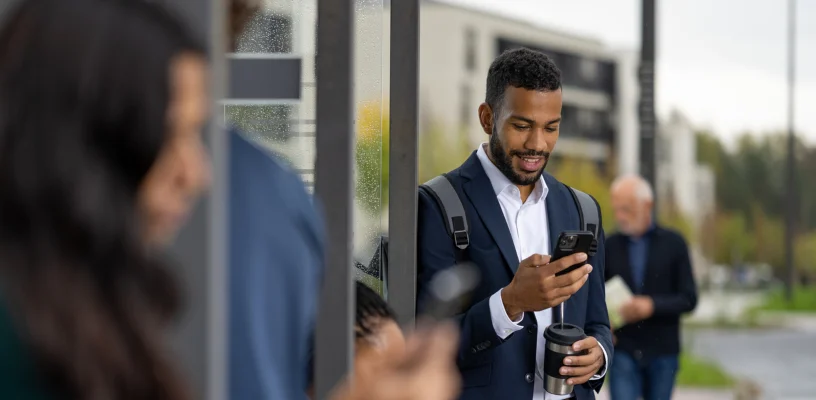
687,328,816,399
685,290,764,324
596,388,732,400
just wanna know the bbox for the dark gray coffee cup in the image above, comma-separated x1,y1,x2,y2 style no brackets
543,323,588,396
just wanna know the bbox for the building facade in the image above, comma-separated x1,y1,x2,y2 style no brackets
418,0,638,172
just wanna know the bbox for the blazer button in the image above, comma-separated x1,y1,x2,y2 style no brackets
527,324,537,334
525,373,534,383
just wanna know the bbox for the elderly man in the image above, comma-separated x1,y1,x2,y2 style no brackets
605,175,698,400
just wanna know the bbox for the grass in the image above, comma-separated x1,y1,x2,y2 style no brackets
755,286,816,313
676,352,735,388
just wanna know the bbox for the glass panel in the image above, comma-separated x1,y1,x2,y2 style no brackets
234,0,299,54
352,0,385,292
226,0,387,292
227,0,317,188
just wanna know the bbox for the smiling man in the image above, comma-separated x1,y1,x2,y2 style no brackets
417,48,613,400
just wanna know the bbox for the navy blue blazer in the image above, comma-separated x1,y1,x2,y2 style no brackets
417,152,613,400
227,130,325,400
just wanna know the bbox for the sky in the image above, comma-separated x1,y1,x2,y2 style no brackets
440,0,816,146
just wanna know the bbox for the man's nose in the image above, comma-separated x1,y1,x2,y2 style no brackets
524,129,549,153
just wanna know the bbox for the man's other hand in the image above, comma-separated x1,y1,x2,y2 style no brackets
560,336,604,385
501,253,592,320
619,295,654,324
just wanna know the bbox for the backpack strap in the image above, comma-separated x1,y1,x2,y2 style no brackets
567,186,600,256
420,173,469,260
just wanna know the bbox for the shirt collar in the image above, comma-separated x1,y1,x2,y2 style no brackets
628,222,657,241
475,143,548,204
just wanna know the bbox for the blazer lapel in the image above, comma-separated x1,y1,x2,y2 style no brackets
544,174,580,325
459,153,520,274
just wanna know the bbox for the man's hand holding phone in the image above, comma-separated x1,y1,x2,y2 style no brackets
500,253,593,321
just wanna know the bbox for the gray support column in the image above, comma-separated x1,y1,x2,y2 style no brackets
165,0,229,399
639,0,657,208
313,0,355,398
387,0,420,327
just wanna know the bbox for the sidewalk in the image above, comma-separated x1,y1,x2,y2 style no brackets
596,387,733,400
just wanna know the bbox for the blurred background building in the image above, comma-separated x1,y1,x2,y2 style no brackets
416,0,633,174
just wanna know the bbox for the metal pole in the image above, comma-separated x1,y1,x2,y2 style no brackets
639,0,657,212
314,0,355,397
784,0,797,301
387,0,420,328
166,0,228,398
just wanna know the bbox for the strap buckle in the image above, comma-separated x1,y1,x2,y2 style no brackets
453,230,469,249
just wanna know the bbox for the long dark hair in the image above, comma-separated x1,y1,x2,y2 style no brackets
0,0,204,398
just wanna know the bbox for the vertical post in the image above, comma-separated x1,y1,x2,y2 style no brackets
387,0,420,327
784,0,797,301
167,0,228,399
639,0,657,209
314,0,355,397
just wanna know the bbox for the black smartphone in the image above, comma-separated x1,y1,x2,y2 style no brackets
418,262,480,320
551,231,595,277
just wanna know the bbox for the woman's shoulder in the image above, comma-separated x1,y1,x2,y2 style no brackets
0,303,57,399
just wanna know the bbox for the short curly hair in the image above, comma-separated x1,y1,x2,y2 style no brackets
485,47,561,113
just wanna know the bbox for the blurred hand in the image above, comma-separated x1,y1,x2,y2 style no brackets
501,253,592,320
560,336,604,385
332,322,461,400
619,295,654,324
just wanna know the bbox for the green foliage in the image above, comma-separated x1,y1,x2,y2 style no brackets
550,158,616,232
658,200,695,244
757,286,816,313
795,232,816,277
676,352,735,388
417,125,473,184
355,102,388,215
696,130,816,276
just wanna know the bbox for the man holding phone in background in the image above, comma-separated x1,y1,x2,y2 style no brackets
417,48,613,400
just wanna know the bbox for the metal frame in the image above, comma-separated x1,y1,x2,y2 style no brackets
166,0,228,399
387,0,421,327
313,0,355,397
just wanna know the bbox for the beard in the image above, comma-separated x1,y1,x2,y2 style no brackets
488,128,550,186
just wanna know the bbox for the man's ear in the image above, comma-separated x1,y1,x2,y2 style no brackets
478,103,493,135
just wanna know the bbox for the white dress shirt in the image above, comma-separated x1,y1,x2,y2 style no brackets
476,144,608,400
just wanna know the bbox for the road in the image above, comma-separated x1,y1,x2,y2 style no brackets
687,327,816,400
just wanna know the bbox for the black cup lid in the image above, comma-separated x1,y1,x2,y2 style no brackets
543,323,587,346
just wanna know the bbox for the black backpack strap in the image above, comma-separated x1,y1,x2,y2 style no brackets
420,173,469,261
567,186,600,256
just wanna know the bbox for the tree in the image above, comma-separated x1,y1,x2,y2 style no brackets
795,232,816,281
550,158,616,232
750,203,785,272
417,124,473,184
710,212,753,266
355,101,387,216
657,198,695,244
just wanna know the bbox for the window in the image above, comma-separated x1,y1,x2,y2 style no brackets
579,58,599,85
465,28,477,72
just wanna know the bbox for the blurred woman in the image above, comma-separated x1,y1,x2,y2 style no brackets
0,0,210,399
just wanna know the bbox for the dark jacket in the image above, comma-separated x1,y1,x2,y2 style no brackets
605,225,697,360
417,152,612,400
